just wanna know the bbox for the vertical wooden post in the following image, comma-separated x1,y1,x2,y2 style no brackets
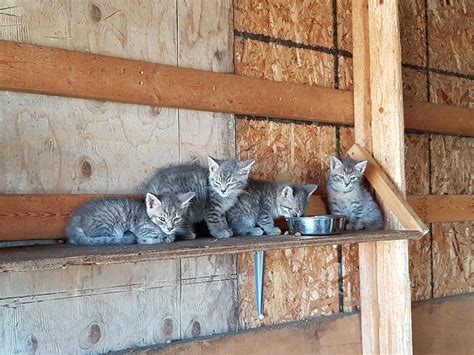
352,0,413,354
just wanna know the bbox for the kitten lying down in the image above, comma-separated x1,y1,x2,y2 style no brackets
66,192,195,245
227,180,318,236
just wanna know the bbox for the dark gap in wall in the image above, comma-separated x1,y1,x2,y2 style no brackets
234,31,474,81
332,0,344,313
424,0,431,101
234,29,352,58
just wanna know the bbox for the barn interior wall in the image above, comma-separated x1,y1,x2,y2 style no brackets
234,0,473,325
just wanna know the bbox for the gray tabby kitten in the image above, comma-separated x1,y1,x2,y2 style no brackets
327,156,383,230
143,157,255,239
66,192,195,245
227,180,318,235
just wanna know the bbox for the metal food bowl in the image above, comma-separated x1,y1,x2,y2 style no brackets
286,215,346,236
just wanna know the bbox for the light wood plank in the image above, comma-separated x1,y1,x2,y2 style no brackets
0,230,421,273
348,144,429,235
352,0,413,353
0,40,472,136
121,293,474,355
0,194,469,241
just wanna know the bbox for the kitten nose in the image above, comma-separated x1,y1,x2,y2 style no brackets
221,187,226,193
167,223,173,230
345,181,350,186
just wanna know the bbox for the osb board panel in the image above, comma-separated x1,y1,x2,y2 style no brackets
334,0,428,64
238,247,339,328
338,56,353,90
234,0,333,48
235,38,334,87
432,222,472,297
406,134,432,301
431,135,473,195
236,118,336,193
402,67,429,101
337,0,352,52
399,0,427,66
237,120,339,325
177,0,235,163
429,74,473,109
428,0,473,73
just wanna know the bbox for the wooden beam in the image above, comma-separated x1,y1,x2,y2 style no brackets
349,144,429,235
121,293,473,355
0,194,470,241
0,41,472,136
0,230,421,273
352,0,413,353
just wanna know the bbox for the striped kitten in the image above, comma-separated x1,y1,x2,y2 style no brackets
227,180,318,235
66,192,195,245
143,157,255,239
327,156,383,230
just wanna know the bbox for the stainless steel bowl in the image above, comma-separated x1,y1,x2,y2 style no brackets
286,215,346,236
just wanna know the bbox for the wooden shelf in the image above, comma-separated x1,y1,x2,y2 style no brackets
0,230,421,272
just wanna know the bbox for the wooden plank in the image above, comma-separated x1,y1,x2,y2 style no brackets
0,40,472,136
352,0,413,353
348,144,429,235
407,195,474,224
0,194,469,241
0,40,353,126
0,230,421,273
122,293,474,355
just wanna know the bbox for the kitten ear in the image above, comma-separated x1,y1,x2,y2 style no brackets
177,192,195,208
207,156,220,173
146,193,161,210
355,160,368,174
303,184,318,197
330,156,343,170
281,185,294,199
238,159,255,175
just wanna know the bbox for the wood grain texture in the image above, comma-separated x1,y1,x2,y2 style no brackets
0,231,421,273
0,193,469,241
349,144,429,235
352,0,413,353
1,40,472,135
124,293,474,355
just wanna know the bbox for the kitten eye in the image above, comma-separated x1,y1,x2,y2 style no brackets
335,175,343,181
350,176,358,181
173,217,181,222
158,217,166,222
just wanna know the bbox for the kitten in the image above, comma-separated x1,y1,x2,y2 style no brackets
327,156,383,230
227,180,318,235
143,157,255,239
66,192,195,245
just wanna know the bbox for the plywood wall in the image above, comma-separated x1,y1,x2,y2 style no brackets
0,1,238,352
234,0,473,323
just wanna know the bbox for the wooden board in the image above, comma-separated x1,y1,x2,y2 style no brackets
0,193,470,241
349,144,429,235
1,40,473,136
123,293,474,355
0,230,421,273
352,0,413,353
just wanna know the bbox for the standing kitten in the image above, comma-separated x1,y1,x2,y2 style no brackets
227,180,318,235
143,157,255,239
327,156,383,230
66,192,195,245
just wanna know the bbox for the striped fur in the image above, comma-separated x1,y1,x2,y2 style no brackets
327,157,383,230
143,157,255,239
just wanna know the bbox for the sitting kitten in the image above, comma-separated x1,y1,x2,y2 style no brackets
66,192,195,245
143,157,255,239
227,180,318,235
327,156,383,230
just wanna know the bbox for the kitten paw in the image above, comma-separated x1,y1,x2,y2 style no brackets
236,227,264,236
353,221,365,230
272,227,281,235
345,222,355,231
212,229,233,239
179,230,196,240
